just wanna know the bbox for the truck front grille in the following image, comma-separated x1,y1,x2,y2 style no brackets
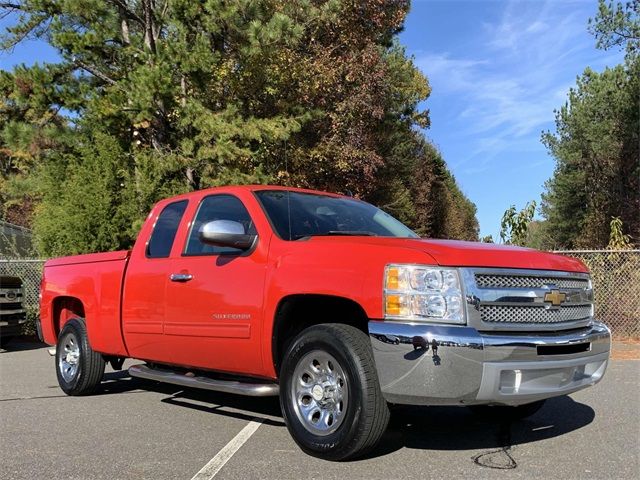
462,268,593,331
475,274,589,290
479,304,593,324
0,302,22,311
0,312,26,322
0,278,22,289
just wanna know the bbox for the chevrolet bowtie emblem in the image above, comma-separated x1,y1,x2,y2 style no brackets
544,289,567,307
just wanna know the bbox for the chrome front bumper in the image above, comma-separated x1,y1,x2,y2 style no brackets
368,320,610,406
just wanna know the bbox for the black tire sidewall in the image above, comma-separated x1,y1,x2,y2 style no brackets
279,326,368,459
55,319,86,394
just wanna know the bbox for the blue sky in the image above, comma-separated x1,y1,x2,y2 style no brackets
1,1,624,239
401,0,624,238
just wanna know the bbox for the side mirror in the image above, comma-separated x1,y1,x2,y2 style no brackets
199,220,257,251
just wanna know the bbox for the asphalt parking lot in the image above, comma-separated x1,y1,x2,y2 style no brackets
1,340,639,480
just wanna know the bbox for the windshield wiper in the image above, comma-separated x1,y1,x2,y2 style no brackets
293,231,378,240
325,230,377,236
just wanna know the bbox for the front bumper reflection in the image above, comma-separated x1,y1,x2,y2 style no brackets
368,320,610,406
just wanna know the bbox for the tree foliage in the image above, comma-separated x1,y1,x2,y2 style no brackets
607,216,634,249
499,201,536,247
33,133,138,255
540,0,639,249
589,0,640,54
0,0,478,255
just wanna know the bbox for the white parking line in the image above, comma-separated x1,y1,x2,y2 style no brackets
190,418,264,480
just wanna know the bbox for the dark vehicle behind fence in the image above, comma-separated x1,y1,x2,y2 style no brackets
0,275,27,347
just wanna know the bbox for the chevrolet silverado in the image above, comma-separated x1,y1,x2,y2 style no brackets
40,185,610,460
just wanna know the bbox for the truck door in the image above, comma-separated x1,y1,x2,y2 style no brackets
163,193,268,376
121,199,189,362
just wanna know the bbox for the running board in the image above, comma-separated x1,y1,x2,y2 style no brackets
128,364,279,397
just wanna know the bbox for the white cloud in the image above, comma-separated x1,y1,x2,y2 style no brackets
414,54,485,91
525,21,549,34
413,0,619,168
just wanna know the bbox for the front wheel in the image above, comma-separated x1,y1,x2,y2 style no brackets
56,318,105,396
279,324,390,461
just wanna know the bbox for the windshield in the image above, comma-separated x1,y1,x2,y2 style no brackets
255,190,419,240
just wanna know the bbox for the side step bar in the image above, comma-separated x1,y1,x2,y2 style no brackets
128,364,279,397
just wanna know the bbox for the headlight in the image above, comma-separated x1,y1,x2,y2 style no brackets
384,264,465,324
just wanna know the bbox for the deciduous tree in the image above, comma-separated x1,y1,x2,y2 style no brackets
1,0,478,255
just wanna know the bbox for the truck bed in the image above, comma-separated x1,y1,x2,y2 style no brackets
40,250,130,356
45,250,130,267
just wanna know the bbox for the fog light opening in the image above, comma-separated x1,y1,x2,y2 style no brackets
499,369,523,394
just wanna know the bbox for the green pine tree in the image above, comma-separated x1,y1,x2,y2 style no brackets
1,0,479,255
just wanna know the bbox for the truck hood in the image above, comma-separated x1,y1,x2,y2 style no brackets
305,237,588,272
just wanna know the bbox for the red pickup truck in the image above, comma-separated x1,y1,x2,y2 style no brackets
40,185,610,460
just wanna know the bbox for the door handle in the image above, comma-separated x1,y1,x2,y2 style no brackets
170,273,193,282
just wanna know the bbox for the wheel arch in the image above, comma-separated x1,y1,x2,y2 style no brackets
51,296,86,340
271,294,370,376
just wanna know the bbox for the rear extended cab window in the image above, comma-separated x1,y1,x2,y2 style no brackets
146,200,188,258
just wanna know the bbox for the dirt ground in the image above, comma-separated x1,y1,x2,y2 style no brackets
611,339,640,360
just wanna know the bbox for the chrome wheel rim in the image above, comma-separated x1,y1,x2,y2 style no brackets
291,350,348,436
58,332,80,382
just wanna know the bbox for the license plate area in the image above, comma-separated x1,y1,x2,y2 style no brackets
537,343,591,356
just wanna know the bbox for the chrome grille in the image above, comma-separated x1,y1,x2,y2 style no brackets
462,268,593,331
480,305,592,324
475,274,589,290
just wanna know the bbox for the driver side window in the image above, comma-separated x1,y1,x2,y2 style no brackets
184,194,256,256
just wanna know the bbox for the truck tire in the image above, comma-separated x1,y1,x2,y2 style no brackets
279,324,390,461
468,400,546,421
55,318,105,396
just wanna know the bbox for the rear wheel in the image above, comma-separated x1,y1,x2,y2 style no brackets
279,324,389,461
56,318,105,396
468,400,546,421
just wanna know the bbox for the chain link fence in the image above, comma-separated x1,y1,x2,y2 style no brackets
1,250,639,338
0,258,43,308
554,250,640,338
